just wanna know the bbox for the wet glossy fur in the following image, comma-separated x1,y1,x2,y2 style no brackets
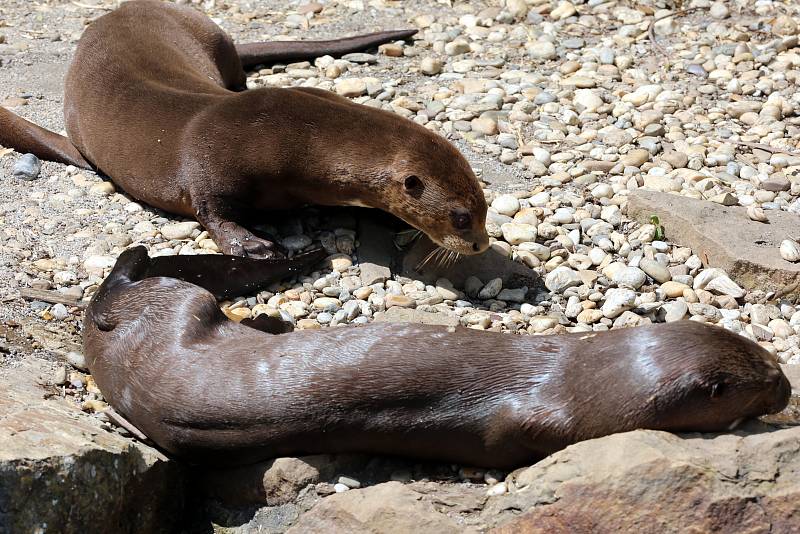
84,248,791,468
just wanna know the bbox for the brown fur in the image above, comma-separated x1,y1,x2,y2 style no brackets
84,248,791,468
0,0,489,257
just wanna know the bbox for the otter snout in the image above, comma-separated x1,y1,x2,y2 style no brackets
764,368,792,414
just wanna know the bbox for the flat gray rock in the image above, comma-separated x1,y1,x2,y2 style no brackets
0,359,183,533
374,306,459,327
356,217,393,286
627,189,800,292
400,235,540,289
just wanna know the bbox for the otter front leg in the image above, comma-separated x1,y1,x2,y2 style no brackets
194,198,282,258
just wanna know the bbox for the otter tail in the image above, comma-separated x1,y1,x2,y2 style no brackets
86,246,326,330
0,106,92,169
236,29,417,70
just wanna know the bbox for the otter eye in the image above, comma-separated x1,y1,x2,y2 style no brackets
451,210,472,230
710,382,726,399
404,175,424,197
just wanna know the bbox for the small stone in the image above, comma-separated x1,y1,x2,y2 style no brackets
333,483,350,493
492,194,521,216
89,182,115,196
341,53,377,64
161,221,200,240
660,281,689,298
420,57,442,75
50,303,69,321
487,482,507,496
66,351,88,371
528,41,556,60
497,287,527,303
12,153,41,180
708,192,738,206
478,278,503,300
662,151,688,168
506,0,528,19
529,316,558,333
83,255,116,275
337,476,361,489
471,117,498,136
709,1,729,19
501,223,537,245
661,301,688,322
601,288,637,319
612,267,647,290
313,297,341,310
335,78,367,97
705,276,745,298
621,149,650,168
385,294,415,308
573,89,603,113
327,254,353,272
378,43,403,57
747,206,768,223
639,258,671,283
762,176,790,192
550,1,577,20
445,39,470,56
577,308,603,324
545,267,582,293
781,240,800,262
773,15,798,36
297,2,323,14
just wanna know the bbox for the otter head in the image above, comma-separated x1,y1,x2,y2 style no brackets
378,130,490,255
642,322,791,432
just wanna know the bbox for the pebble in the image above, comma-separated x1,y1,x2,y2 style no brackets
335,79,367,97
491,194,520,217
12,153,41,180
601,289,637,319
385,294,414,308
420,57,442,75
50,303,69,320
477,278,502,300
545,267,582,293
161,221,199,240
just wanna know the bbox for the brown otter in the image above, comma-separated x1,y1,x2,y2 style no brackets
0,0,489,258
84,247,791,468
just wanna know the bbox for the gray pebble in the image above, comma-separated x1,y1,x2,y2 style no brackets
12,153,42,180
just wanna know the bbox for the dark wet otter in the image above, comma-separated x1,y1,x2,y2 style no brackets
83,247,791,468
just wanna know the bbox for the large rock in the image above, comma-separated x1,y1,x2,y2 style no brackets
0,359,183,534
401,235,540,289
627,190,800,292
374,306,459,327
286,481,475,533
488,426,800,533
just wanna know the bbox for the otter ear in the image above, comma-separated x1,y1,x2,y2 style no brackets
403,175,424,198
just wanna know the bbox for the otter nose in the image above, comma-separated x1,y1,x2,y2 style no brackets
765,368,791,414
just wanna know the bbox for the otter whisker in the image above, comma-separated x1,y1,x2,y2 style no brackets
432,247,448,269
416,246,443,271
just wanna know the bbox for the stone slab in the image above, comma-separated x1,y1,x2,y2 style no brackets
374,307,460,327
627,189,800,292
400,235,541,289
0,359,183,534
